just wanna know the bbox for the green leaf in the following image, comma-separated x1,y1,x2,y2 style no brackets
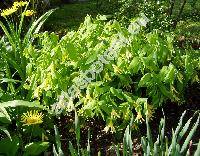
0,127,12,140
138,73,152,87
23,142,49,156
178,116,193,142
0,107,11,123
75,111,80,146
128,57,140,73
0,78,21,83
54,125,64,156
0,100,52,113
185,55,194,80
69,141,78,156
0,136,19,156
0,20,15,49
141,137,147,154
180,114,200,154
85,51,98,65
66,43,79,61
110,87,125,100
53,144,59,156
159,85,171,98
24,9,56,45
164,64,176,84
194,140,200,156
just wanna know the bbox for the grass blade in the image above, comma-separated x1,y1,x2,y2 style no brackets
180,114,200,154
194,140,200,156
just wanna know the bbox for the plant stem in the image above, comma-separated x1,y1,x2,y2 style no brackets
29,125,34,143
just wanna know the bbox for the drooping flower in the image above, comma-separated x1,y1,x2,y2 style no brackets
146,104,155,120
103,120,116,133
135,111,145,123
111,109,120,119
24,10,35,16
21,110,44,126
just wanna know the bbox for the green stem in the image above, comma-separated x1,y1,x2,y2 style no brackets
29,125,34,143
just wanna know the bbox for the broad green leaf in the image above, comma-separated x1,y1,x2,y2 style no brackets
159,85,171,98
110,87,125,100
138,73,152,87
128,57,140,73
0,136,19,156
23,142,49,156
0,100,52,113
66,43,79,61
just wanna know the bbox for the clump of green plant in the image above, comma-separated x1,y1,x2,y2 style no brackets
53,110,91,156
0,1,55,101
52,110,200,155
141,110,200,155
23,14,199,132
0,100,53,156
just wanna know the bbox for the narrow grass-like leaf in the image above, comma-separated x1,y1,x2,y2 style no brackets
174,111,186,136
87,128,90,156
170,130,177,155
165,136,169,155
75,110,80,155
194,140,200,156
147,142,150,156
115,144,120,156
24,9,56,45
54,125,64,156
141,136,147,154
0,20,15,49
0,100,51,113
180,114,200,154
153,140,159,155
0,107,11,122
69,141,78,156
178,116,192,142
0,127,12,141
53,144,59,156
146,116,153,149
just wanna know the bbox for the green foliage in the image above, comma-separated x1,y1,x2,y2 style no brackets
0,100,53,155
53,125,65,156
53,111,90,156
23,142,49,156
23,14,199,131
0,2,55,101
0,136,19,156
141,111,200,155
0,2,199,155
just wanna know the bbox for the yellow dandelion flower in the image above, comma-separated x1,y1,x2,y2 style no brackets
13,1,28,8
21,110,44,126
24,10,35,16
1,6,18,17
